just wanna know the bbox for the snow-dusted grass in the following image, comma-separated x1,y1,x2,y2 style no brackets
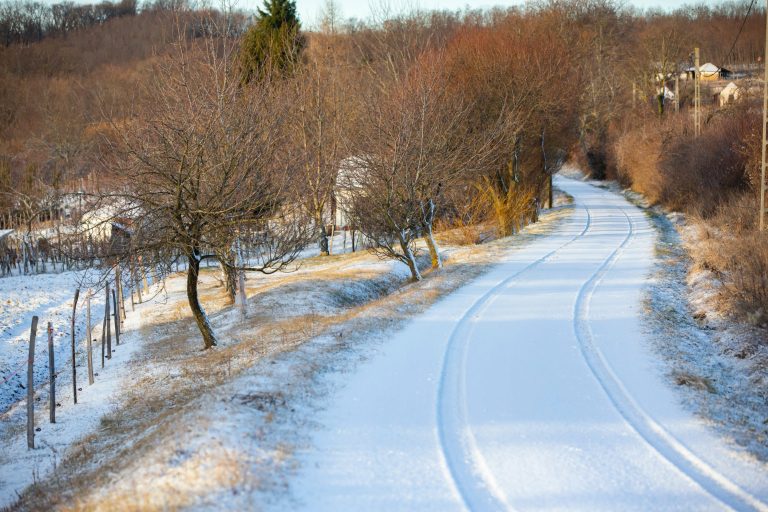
2,196,575,511
642,208,768,462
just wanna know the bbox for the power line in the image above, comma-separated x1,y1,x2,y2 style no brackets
725,0,757,64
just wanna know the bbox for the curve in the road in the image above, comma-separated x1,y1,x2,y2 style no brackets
572,202,768,512
435,201,593,512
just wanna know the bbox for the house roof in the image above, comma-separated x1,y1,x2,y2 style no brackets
0,229,13,240
684,63,724,74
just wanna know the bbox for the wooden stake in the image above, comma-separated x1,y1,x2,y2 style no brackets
112,288,120,346
101,299,106,368
760,0,768,231
71,287,79,404
86,291,94,385
105,283,111,359
48,322,55,423
27,316,38,450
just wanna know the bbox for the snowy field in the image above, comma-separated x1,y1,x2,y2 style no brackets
0,271,107,413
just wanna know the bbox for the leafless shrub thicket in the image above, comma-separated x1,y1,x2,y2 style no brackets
615,105,766,327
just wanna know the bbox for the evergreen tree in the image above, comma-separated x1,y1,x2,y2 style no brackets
239,0,303,84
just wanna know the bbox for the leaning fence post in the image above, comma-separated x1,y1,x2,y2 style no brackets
112,288,119,346
71,287,80,404
27,316,38,450
86,290,94,385
48,322,55,423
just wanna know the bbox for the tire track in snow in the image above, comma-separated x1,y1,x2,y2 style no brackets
436,198,593,512
572,197,768,512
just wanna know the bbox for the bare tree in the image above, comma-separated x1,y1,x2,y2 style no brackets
288,56,345,256
343,53,483,280
100,19,309,349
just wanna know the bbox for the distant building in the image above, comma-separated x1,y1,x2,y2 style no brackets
0,229,13,249
333,157,366,229
685,63,731,81
718,82,742,106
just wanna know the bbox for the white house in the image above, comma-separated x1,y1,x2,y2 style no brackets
333,156,367,229
718,82,742,106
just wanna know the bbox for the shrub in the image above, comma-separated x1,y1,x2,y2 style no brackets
691,194,768,327
614,108,758,216
614,125,665,203
657,109,757,215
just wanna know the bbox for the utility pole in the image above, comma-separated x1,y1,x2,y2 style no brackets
694,47,702,137
761,2,768,230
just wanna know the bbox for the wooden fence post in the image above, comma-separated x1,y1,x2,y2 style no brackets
86,291,94,385
27,316,38,450
115,265,124,323
48,322,55,423
131,256,142,305
71,288,80,404
101,299,106,369
105,283,111,359
112,288,119,346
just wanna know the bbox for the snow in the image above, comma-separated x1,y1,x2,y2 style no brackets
289,175,768,511
641,208,768,464
0,271,106,413
0,273,154,508
2,172,767,510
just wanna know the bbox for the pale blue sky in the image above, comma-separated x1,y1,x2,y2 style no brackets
243,0,708,29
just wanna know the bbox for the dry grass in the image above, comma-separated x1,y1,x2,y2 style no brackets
673,371,716,394
475,178,538,237
685,188,768,328
434,218,494,246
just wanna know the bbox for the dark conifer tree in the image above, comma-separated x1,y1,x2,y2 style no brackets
239,0,303,84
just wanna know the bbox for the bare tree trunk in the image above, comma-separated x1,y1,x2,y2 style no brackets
422,199,442,269
187,255,217,349
220,249,237,304
317,226,329,256
398,231,421,282
424,227,442,269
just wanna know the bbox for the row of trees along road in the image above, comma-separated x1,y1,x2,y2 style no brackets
7,0,756,349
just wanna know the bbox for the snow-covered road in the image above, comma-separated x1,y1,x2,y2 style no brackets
293,176,768,511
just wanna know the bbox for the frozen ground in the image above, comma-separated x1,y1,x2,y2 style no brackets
642,208,768,463
289,176,768,511
0,272,158,509
0,271,108,414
